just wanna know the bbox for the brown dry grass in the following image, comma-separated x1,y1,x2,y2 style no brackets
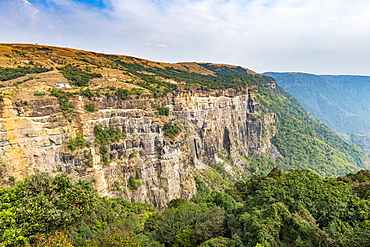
0,43,260,95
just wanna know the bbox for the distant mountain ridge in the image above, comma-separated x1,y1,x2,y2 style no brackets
264,72,370,152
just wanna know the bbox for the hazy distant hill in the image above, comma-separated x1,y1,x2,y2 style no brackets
264,72,370,153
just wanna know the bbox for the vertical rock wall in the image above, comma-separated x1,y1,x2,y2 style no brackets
0,87,279,208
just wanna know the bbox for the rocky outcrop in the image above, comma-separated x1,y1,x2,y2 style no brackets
0,86,279,208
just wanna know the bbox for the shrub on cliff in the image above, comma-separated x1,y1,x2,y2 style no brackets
128,176,142,190
94,125,126,164
85,103,97,112
94,125,125,145
163,122,182,138
67,134,90,151
50,88,75,117
156,106,170,116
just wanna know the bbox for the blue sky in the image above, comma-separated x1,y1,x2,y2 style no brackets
1,0,370,75
70,0,106,8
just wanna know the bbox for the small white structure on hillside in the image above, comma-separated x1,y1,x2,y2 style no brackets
55,83,72,89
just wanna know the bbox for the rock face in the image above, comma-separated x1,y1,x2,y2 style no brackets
0,86,279,208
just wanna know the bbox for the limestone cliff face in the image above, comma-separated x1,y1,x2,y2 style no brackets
0,86,279,208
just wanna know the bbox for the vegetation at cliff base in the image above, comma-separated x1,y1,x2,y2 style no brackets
0,173,97,246
0,169,369,246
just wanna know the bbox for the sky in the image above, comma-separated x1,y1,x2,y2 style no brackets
1,0,370,75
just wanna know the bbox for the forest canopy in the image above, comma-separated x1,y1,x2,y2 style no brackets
0,169,369,246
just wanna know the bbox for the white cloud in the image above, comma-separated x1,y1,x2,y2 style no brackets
1,0,370,75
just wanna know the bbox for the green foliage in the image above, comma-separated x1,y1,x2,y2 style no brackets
70,197,154,246
155,106,170,116
85,103,97,112
84,226,138,246
173,229,197,247
93,124,125,164
104,58,265,93
145,201,225,246
128,176,142,190
33,231,73,247
0,66,50,81
240,203,327,247
238,169,361,227
58,64,102,87
50,87,75,117
338,170,370,199
0,173,97,246
128,150,138,159
116,88,129,100
166,198,188,209
265,72,370,147
228,168,370,246
200,191,237,211
199,236,230,247
94,125,125,146
80,88,94,98
80,86,143,101
33,92,45,97
254,83,368,176
163,122,182,138
194,176,211,198
1,169,368,246
67,134,90,151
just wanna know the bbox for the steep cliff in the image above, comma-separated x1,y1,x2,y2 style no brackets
0,87,279,208
0,44,367,208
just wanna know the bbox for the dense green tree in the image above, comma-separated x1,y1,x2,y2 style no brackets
200,191,237,211
0,168,369,247
0,173,97,246
145,201,225,246
33,231,74,247
240,202,329,246
237,169,363,227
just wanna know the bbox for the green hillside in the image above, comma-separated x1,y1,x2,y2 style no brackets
264,72,370,153
249,80,367,176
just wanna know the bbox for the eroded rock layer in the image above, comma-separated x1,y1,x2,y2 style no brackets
0,87,278,208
